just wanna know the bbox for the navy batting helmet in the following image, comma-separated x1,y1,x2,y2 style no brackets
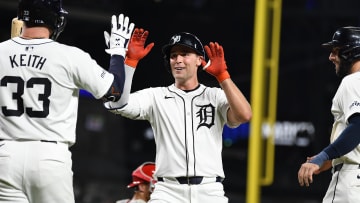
18,0,68,40
162,32,205,71
322,26,360,63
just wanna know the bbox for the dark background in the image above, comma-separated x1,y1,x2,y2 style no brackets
1,0,360,202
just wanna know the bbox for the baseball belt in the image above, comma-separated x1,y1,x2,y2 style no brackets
333,163,360,173
0,139,58,144
157,176,223,185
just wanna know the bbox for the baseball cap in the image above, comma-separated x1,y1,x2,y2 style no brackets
127,162,156,188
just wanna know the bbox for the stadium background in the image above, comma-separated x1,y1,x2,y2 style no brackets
1,0,360,202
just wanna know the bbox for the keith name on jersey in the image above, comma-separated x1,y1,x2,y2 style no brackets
9,53,47,70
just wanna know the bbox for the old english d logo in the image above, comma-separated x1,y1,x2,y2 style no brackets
171,35,181,44
196,104,215,129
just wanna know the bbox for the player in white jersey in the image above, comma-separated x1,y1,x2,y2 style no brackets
0,0,134,202
116,162,156,203
298,26,360,203
105,28,252,203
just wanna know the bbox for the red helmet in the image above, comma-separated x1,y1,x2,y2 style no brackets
127,162,156,188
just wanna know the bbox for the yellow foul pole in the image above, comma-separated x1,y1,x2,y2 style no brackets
246,0,282,202
246,0,268,201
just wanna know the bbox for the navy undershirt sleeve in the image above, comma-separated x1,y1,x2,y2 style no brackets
323,113,360,159
310,113,360,166
104,55,125,101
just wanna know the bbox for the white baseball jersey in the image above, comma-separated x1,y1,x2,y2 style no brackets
330,72,360,166
112,83,230,178
322,72,360,203
0,37,113,145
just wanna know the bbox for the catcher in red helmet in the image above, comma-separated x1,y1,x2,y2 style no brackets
116,162,156,203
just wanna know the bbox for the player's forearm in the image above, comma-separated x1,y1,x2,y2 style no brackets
101,55,125,103
220,78,252,125
323,114,360,158
310,114,360,166
104,64,135,109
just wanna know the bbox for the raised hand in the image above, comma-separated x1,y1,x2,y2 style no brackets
201,42,230,83
125,28,154,67
104,13,135,57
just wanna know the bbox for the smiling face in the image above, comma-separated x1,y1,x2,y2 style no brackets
169,45,203,89
329,47,353,78
329,48,341,75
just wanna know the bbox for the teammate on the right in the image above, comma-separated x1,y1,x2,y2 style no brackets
298,26,360,202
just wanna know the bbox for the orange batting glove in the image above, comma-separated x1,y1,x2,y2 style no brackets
125,28,154,68
201,42,230,83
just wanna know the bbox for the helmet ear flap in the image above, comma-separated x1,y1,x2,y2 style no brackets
163,55,171,73
340,45,360,61
51,14,67,40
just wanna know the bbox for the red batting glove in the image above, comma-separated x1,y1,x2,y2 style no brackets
125,28,154,68
201,42,230,83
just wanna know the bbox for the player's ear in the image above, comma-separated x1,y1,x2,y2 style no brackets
137,183,148,193
196,55,203,67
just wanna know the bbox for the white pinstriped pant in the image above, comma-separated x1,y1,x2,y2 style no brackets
148,178,228,203
323,164,360,203
0,140,74,203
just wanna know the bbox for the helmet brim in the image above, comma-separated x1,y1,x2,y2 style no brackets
162,43,204,59
127,180,145,188
321,41,335,50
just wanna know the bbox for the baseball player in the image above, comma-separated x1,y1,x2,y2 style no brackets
297,26,360,203
0,0,134,202
105,28,252,203
116,162,156,203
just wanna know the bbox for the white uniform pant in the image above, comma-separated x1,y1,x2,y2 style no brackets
322,163,360,203
149,177,228,203
0,140,74,203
